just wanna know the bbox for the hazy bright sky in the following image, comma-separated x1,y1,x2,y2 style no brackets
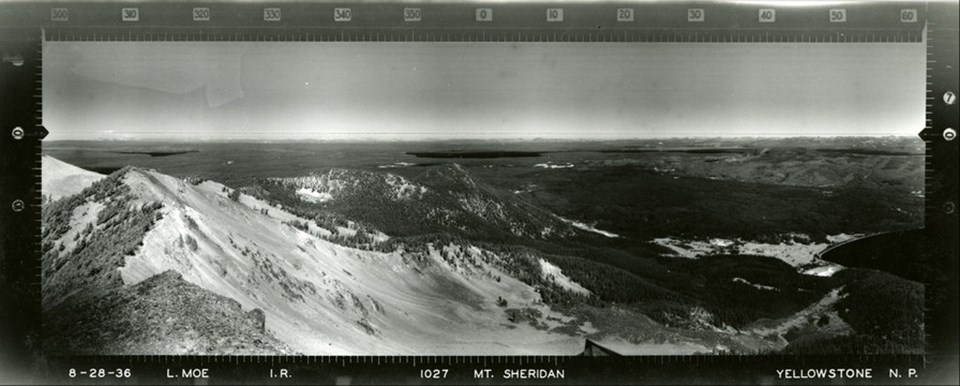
43,41,924,141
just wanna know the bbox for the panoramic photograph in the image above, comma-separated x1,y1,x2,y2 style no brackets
40,41,925,355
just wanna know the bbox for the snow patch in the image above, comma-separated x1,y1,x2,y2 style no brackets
801,264,844,277
378,162,416,169
534,162,574,169
732,277,779,291
555,216,619,238
826,233,862,243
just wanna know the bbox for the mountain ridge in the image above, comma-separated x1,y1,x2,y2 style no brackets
41,157,595,354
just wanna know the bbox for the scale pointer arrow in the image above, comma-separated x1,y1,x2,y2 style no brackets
21,125,49,140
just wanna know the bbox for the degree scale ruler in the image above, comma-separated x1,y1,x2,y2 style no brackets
0,2,931,42
1,1,958,385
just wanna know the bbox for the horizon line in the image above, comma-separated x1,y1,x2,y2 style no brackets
44,134,921,142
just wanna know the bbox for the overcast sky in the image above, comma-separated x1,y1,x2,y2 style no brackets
42,41,924,141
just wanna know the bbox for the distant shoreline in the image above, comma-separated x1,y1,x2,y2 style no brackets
407,151,543,159
107,150,200,157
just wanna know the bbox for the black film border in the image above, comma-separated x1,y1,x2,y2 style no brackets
0,1,957,385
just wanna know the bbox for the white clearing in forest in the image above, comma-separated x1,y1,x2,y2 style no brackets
538,259,591,296
653,235,852,275
652,238,715,258
296,188,334,203
737,241,826,267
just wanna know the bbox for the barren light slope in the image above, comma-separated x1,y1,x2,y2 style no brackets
42,154,105,201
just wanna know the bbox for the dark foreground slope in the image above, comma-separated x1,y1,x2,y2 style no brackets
44,270,291,355
819,229,953,354
781,269,924,355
